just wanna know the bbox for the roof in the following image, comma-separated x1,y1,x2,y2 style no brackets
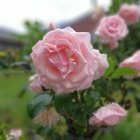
58,7,104,32
0,27,23,50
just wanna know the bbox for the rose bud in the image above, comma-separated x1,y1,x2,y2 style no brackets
89,103,127,126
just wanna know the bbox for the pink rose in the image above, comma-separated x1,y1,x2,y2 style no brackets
118,4,140,25
89,103,127,126
31,27,108,93
119,50,140,78
29,74,42,93
95,15,128,47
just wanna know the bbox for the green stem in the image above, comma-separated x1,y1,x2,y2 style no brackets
120,83,127,106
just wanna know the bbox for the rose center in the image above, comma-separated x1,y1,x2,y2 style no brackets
48,50,68,73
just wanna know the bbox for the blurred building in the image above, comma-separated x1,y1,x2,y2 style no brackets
59,7,104,33
0,28,23,50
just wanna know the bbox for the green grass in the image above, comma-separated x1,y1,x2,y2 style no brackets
0,70,34,129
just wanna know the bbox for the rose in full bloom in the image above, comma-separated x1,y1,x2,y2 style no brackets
95,15,128,48
118,4,140,25
29,74,42,93
34,107,60,127
89,103,127,126
119,50,140,78
31,27,108,93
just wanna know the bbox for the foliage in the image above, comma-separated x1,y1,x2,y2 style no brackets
15,20,47,56
27,92,53,118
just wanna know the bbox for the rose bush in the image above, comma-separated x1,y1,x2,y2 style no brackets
26,2,140,140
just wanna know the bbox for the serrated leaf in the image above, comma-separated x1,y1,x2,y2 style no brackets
27,93,53,118
111,67,137,79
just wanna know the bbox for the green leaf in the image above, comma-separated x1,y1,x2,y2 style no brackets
104,57,115,77
36,126,51,136
86,89,100,106
54,94,73,113
27,93,53,118
93,79,109,96
75,109,87,127
111,67,137,79
36,126,61,140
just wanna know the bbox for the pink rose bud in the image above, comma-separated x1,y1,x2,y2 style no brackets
118,4,140,25
95,15,128,47
48,23,56,31
31,27,108,93
29,74,42,93
89,103,127,126
34,107,60,127
119,50,140,78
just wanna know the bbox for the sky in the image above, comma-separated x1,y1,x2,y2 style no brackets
0,0,111,32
